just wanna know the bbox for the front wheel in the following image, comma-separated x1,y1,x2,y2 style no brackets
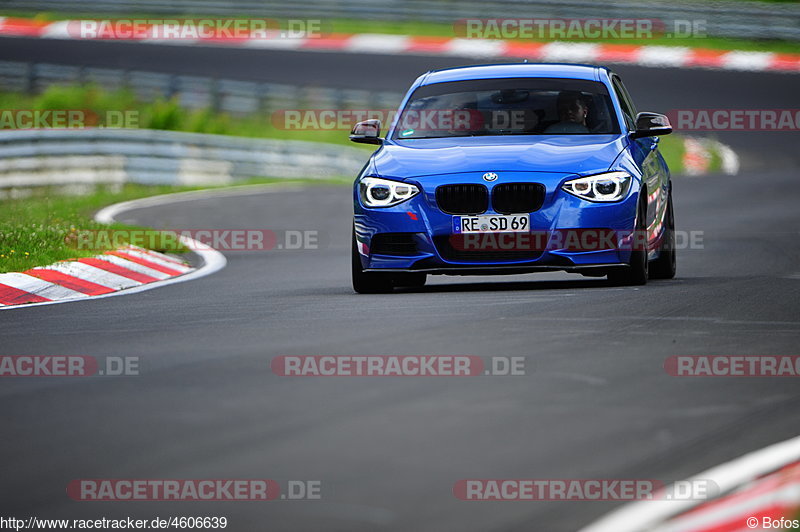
352,231,394,294
608,195,649,286
649,189,677,280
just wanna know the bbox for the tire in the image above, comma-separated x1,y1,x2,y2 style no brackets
393,272,427,288
649,189,677,280
608,194,649,286
352,231,394,294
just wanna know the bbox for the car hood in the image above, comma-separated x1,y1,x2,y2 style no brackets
370,135,627,179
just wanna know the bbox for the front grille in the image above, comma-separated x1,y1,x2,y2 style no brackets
491,183,546,214
436,184,488,215
434,235,544,262
370,233,418,256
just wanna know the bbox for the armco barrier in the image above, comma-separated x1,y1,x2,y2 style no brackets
0,129,369,190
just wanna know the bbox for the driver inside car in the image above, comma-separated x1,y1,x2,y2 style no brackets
544,90,590,134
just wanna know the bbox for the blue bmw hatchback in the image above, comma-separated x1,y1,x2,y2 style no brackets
350,63,676,293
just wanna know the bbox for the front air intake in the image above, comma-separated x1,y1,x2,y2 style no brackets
491,183,546,214
435,184,488,215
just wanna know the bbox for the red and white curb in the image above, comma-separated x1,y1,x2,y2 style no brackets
0,17,798,74
579,435,800,532
682,137,740,176
0,184,308,310
0,245,194,306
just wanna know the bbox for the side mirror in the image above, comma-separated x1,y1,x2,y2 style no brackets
350,119,383,145
631,112,672,139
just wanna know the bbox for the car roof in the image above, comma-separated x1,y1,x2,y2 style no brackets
419,63,608,85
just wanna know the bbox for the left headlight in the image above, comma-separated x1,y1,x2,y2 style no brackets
562,171,632,202
359,176,420,208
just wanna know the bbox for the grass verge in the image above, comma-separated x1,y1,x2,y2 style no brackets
658,134,686,175
0,85,373,148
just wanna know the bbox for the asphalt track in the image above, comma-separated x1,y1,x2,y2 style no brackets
1,38,800,531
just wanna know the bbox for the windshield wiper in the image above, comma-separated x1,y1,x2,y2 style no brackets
397,132,490,140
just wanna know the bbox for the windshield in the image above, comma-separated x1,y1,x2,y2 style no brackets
391,77,620,140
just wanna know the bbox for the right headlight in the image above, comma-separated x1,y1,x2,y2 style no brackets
562,171,632,202
359,176,419,208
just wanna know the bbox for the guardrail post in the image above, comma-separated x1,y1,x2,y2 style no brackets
25,63,36,94
210,78,222,114
257,82,270,121
167,75,180,100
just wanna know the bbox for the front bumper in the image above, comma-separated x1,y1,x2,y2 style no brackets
354,171,640,275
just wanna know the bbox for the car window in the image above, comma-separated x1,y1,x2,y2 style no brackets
611,76,637,130
391,77,620,139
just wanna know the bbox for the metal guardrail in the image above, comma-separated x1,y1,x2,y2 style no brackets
2,0,799,40
0,129,369,189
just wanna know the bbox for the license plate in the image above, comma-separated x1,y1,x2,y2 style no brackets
453,214,530,234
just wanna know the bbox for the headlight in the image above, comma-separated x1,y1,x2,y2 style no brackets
359,176,420,208
562,171,632,202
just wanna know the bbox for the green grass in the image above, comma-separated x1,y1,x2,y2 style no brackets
0,85,372,149
656,134,685,175
1,12,798,54
0,178,350,274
